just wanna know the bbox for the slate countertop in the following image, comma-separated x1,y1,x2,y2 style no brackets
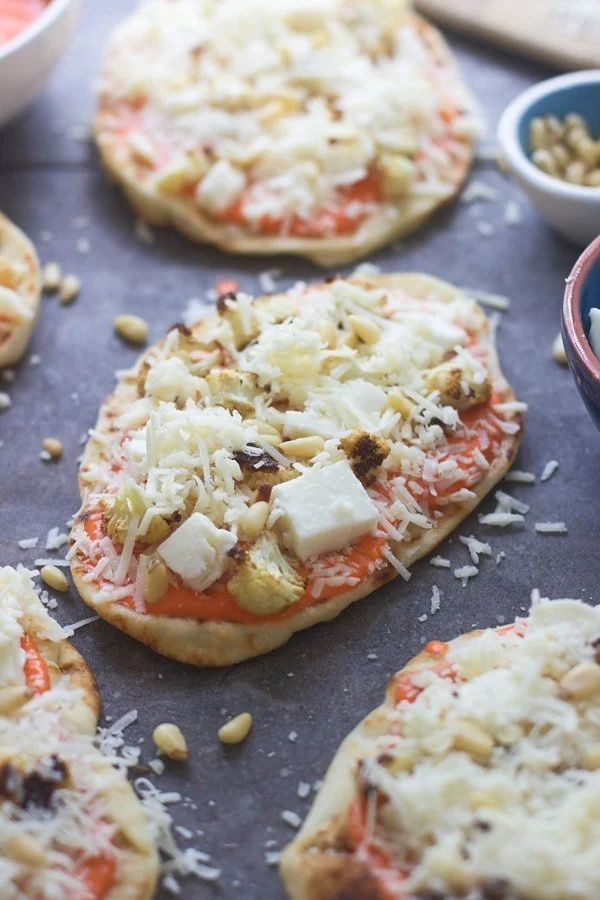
1,3,598,897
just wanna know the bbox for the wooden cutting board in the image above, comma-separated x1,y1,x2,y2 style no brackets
414,0,600,71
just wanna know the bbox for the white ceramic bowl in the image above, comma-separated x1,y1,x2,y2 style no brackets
0,0,80,128
497,70,600,246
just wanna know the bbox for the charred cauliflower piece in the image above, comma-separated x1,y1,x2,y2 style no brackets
228,532,305,615
217,292,260,350
339,428,390,484
425,362,492,411
106,483,170,547
233,448,299,499
205,369,259,416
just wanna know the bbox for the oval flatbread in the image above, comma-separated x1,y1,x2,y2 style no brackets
70,273,522,666
94,0,479,267
281,600,600,900
0,212,40,367
0,566,159,899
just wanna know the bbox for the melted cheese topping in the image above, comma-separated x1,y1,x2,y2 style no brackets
97,0,479,233
0,567,63,688
355,600,600,899
72,277,521,613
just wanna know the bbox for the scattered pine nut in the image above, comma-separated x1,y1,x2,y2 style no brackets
581,744,600,770
143,560,169,605
552,333,567,365
280,436,324,459
218,712,253,745
6,834,47,867
42,437,63,459
239,501,270,540
452,719,493,757
153,723,188,760
59,274,81,305
347,314,381,345
0,686,33,715
42,262,62,292
559,662,600,699
40,565,69,592
114,314,149,345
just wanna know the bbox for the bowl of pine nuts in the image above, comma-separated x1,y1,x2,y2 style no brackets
498,70,600,246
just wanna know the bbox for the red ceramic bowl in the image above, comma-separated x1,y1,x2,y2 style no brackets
562,234,600,432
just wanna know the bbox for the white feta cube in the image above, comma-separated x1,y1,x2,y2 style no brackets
157,513,236,592
270,460,379,561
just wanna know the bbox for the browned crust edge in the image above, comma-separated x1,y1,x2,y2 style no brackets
70,273,521,667
93,16,476,267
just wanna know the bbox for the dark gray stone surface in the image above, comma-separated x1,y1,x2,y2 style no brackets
1,4,599,897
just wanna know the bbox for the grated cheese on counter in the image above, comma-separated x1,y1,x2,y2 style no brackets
540,459,559,482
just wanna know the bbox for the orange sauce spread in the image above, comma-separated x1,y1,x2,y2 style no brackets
220,172,383,239
74,853,117,900
81,393,508,625
0,0,48,47
347,795,410,900
20,634,50,694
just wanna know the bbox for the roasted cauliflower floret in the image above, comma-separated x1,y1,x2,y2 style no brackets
228,532,305,615
105,482,170,546
217,292,260,350
205,369,259,416
339,428,390,484
425,361,492,411
233,448,299,499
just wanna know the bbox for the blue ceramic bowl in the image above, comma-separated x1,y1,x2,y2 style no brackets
498,71,600,246
563,235,600,431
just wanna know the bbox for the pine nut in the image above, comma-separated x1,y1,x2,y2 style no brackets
152,723,188,760
565,160,585,185
552,332,567,365
42,437,63,459
244,419,281,437
259,432,282,447
387,391,413,418
59,274,81,304
559,662,600,698
545,115,564,142
239,502,270,540
565,112,586,130
452,719,493,756
114,314,149,345
280,436,324,459
40,565,69,592
42,262,62,292
218,712,253,745
565,125,588,153
529,117,549,151
550,143,570,171
581,744,600,770
348,314,381,345
0,686,32,715
7,834,47,866
532,149,558,177
143,559,169,605
585,168,600,187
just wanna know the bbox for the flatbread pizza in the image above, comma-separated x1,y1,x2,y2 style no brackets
281,599,600,900
70,273,522,666
0,566,159,899
0,212,40,367
94,0,479,267
0,565,99,734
